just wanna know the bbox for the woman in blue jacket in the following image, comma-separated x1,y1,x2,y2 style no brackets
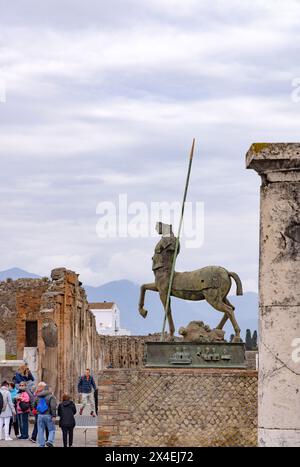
13,365,34,386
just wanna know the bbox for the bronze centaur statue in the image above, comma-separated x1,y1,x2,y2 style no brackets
139,223,243,340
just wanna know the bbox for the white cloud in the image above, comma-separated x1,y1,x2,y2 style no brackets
1,0,300,292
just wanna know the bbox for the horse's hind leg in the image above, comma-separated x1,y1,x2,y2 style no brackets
224,298,241,338
215,297,234,330
203,290,241,338
225,297,235,310
227,308,241,338
216,313,228,330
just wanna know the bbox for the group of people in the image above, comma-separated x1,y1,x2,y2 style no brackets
0,365,97,448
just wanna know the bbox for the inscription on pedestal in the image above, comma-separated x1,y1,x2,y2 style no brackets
145,342,246,368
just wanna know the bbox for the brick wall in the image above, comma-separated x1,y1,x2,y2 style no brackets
99,368,258,447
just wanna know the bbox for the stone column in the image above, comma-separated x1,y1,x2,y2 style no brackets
246,143,300,447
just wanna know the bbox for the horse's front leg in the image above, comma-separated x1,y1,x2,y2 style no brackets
159,290,175,339
139,283,158,318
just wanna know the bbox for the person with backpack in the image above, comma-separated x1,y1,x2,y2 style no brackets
58,394,77,448
30,382,49,444
0,381,16,441
15,381,31,439
78,369,96,417
35,385,57,447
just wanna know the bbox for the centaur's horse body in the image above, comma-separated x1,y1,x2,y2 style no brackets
139,223,243,339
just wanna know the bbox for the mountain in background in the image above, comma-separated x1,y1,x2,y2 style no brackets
0,269,258,339
0,268,41,281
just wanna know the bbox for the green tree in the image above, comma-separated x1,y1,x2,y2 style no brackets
245,329,252,350
252,330,258,350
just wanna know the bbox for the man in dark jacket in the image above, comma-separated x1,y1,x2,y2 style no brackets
77,369,96,417
58,394,77,447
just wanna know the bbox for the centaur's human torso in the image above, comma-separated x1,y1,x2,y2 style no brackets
152,234,179,273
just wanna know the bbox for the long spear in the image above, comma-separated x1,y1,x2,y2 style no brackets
160,138,196,341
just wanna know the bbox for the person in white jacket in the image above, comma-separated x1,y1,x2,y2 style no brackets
0,381,16,441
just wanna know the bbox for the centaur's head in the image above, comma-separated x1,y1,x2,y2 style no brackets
156,222,174,237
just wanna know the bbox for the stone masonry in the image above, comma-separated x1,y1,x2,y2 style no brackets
0,278,48,358
99,368,258,447
247,143,300,446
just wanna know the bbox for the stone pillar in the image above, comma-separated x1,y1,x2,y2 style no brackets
23,347,39,382
246,143,300,447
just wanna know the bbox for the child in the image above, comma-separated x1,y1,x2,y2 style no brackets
58,394,77,448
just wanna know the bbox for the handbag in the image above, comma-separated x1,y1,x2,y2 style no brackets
19,401,30,412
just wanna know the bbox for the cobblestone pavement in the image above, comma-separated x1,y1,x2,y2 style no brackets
74,404,98,427
0,407,98,448
0,427,98,448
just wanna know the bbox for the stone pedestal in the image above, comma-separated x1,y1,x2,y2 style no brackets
246,143,300,447
98,368,257,447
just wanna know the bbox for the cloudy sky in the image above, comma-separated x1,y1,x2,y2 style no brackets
0,0,300,289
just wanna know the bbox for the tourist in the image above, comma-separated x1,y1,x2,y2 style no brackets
58,394,77,448
35,384,57,447
13,364,35,387
78,368,96,417
8,383,19,438
0,381,16,441
16,381,31,440
30,382,49,444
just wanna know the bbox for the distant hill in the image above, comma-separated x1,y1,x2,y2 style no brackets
0,268,41,281
0,269,259,339
85,280,259,340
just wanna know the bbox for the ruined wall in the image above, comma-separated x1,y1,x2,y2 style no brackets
0,278,48,357
38,268,99,398
98,334,162,370
0,269,99,399
99,335,257,370
99,368,258,447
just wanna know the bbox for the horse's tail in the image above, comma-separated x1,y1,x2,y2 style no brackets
229,271,243,296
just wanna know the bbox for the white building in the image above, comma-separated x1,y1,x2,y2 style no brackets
89,302,131,336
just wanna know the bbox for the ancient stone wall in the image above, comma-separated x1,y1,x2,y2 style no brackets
99,335,257,370
98,334,162,370
0,269,99,399
99,368,258,447
0,278,48,357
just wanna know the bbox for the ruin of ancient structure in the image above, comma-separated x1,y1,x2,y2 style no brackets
0,268,99,399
